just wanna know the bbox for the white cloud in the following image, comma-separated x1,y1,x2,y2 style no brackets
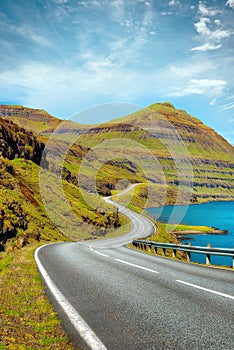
226,0,234,9
219,102,234,111
78,0,102,7
209,98,217,105
211,28,233,41
193,16,233,49
191,43,222,51
16,27,52,47
194,17,210,36
168,0,180,6
109,0,125,23
162,62,228,99
0,18,52,48
214,19,221,26
0,62,159,116
168,79,227,97
169,61,216,78
198,2,221,16
120,20,133,27
160,12,172,16
53,0,69,3
0,58,229,118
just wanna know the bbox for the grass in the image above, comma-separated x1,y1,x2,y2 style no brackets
162,223,215,233
0,243,75,349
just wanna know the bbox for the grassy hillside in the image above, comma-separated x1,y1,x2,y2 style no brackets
1,102,233,235
0,116,129,251
76,102,234,207
0,105,87,135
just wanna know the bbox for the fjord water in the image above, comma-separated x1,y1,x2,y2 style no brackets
147,201,234,267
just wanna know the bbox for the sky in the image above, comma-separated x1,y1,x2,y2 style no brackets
0,0,233,143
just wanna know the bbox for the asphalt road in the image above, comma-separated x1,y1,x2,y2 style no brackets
35,186,234,349
36,243,234,350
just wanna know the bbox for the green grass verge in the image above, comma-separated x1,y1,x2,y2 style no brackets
161,223,213,233
0,243,76,350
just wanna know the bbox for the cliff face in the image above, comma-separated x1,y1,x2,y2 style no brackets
0,118,51,249
0,105,56,122
0,118,47,167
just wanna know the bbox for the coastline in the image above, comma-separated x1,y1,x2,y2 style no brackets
160,222,229,242
173,228,228,236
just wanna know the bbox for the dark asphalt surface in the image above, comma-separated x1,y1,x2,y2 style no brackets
36,243,234,350
35,188,234,349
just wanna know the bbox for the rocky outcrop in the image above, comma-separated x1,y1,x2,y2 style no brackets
81,207,121,237
0,200,28,245
0,119,47,167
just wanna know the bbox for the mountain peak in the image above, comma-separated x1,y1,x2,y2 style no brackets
156,102,175,108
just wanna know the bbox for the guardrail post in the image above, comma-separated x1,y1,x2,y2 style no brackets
154,246,158,255
206,244,211,265
186,243,191,262
162,248,166,256
172,249,177,258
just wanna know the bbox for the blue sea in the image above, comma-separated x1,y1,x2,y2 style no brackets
146,201,234,267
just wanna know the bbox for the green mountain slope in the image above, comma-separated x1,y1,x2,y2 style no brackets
1,102,233,221
76,102,234,206
0,105,87,135
0,116,124,251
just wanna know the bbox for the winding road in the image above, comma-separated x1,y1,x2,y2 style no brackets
35,186,234,350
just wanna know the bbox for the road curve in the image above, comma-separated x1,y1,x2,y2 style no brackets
36,243,234,350
88,198,154,249
35,189,234,350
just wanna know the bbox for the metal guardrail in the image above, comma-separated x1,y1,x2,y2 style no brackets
132,240,234,268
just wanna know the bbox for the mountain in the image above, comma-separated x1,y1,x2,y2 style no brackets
0,103,233,250
76,102,234,207
0,105,86,135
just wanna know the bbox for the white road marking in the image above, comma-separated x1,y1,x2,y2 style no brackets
35,245,108,350
89,246,94,251
176,280,234,300
93,251,109,258
115,258,159,274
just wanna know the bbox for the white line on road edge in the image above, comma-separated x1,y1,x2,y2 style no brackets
35,245,108,350
93,251,109,258
176,280,234,300
115,258,159,274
